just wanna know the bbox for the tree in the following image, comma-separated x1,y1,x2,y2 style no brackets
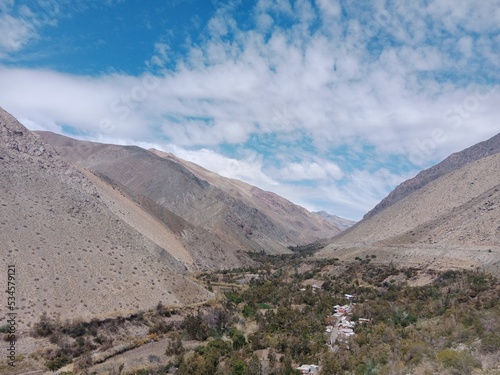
230,328,247,350
184,313,209,341
165,333,185,356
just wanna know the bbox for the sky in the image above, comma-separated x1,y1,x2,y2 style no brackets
0,0,499,220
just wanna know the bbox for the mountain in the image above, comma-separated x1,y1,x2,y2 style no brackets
36,133,339,260
312,211,356,231
0,105,339,325
317,134,500,274
0,107,212,325
365,132,500,219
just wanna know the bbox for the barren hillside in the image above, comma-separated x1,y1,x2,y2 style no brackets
149,149,341,241
318,149,500,273
37,132,340,258
365,132,500,219
312,211,356,231
0,107,212,326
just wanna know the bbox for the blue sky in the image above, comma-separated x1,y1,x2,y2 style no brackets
0,0,499,220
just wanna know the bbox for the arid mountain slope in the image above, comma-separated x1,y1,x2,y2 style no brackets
365,132,500,219
37,132,340,258
149,149,341,240
0,107,213,326
312,211,356,231
318,147,500,273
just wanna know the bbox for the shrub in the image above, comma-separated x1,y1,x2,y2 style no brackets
165,334,185,356
437,349,481,374
226,293,243,304
34,312,56,337
148,321,172,335
0,324,11,333
481,333,500,353
184,314,209,341
242,304,255,318
45,354,71,371
63,321,86,338
230,328,246,350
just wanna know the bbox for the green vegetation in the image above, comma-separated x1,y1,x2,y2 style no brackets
45,353,72,371
0,324,11,334
30,257,499,374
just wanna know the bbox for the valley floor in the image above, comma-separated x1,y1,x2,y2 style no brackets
2,254,500,375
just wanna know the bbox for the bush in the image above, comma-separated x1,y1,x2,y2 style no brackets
45,354,71,371
0,324,11,333
165,334,185,356
437,349,481,374
34,312,56,337
184,314,209,341
226,293,243,304
230,328,246,350
242,304,255,318
148,321,172,335
392,309,417,327
481,333,500,353
62,321,86,338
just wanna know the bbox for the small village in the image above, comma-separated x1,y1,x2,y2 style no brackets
296,290,370,374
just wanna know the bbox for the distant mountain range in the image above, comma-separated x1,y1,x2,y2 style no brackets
312,211,356,231
0,107,342,323
318,132,500,274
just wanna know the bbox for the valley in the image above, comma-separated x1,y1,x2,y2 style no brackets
2,254,498,375
1,107,499,374
1,1,498,374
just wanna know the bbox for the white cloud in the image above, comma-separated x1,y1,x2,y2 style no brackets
315,0,341,18
458,36,474,57
277,161,343,181
0,0,498,220
0,0,66,56
0,14,34,52
146,42,170,68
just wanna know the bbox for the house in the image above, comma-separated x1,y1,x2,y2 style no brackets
301,279,324,293
296,364,320,374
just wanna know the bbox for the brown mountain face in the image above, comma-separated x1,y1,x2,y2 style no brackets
36,132,339,260
365,132,500,219
318,135,500,274
0,107,213,325
312,211,356,231
149,149,341,242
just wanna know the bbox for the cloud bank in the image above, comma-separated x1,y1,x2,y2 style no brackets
0,0,499,220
